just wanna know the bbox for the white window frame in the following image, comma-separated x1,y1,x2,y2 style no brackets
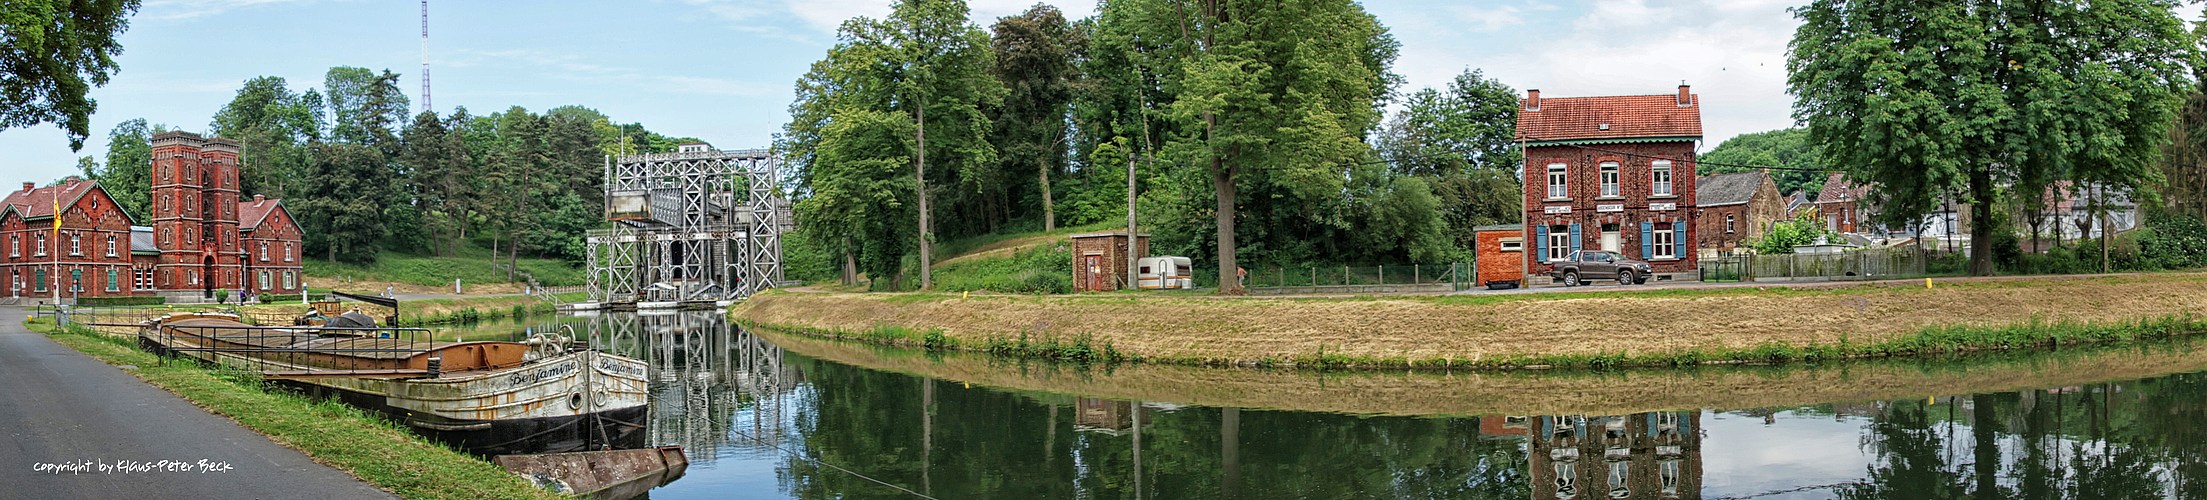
1599,162,1620,198
285,242,294,262
1725,214,1736,234
106,235,118,257
260,241,269,262
1546,163,1568,199
35,233,47,256
1500,238,1523,252
1653,225,1677,259
1651,160,1673,196
69,233,81,256
283,271,295,290
8,235,16,257
1547,227,1572,263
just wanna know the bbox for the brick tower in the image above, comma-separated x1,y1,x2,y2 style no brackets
149,132,247,301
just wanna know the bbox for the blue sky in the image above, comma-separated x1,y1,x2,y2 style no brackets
5,0,1882,184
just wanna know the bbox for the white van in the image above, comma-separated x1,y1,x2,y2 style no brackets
1136,256,1194,290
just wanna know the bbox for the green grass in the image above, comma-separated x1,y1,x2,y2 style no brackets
304,244,585,288
933,242,1075,294
23,318,564,500
741,311,2207,373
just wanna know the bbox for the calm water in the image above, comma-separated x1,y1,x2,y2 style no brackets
458,311,2207,499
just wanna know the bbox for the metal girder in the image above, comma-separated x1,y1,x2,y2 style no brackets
586,146,786,304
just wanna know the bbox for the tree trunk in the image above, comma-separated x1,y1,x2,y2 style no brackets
2100,206,2111,273
1041,155,1056,232
1213,155,1239,295
1968,173,1996,276
1127,154,1139,290
916,103,933,291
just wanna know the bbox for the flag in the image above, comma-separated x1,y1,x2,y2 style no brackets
51,192,61,231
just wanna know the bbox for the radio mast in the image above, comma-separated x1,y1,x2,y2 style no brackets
420,0,431,113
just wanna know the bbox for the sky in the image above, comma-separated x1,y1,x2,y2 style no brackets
2,0,1869,184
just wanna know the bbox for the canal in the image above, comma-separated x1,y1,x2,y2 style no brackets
453,311,2207,499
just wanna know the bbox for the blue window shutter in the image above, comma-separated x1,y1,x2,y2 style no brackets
1568,224,1582,254
1674,222,1688,259
1536,223,1553,262
1640,221,1654,259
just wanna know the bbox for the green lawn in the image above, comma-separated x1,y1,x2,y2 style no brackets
305,245,585,287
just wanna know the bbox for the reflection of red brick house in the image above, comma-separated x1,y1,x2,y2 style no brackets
1694,171,1783,255
1527,412,1702,500
1518,85,1702,279
2,180,138,299
1816,173,1872,233
1473,225,1525,286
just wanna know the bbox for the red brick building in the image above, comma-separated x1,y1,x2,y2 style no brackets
4,131,304,304
1816,173,1872,233
239,194,304,297
1518,85,1703,279
1693,171,1783,256
1472,224,1525,286
2,181,138,299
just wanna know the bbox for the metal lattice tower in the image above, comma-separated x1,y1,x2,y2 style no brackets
585,143,789,305
419,0,430,113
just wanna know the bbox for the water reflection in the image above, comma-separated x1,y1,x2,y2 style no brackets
495,311,2207,499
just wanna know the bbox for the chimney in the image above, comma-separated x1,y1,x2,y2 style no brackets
1677,83,1692,107
20,182,32,192
253,194,265,204
1527,89,1541,111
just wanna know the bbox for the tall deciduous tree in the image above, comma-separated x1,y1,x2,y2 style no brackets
97,118,153,222
0,0,140,149
1700,128,1827,196
990,4,1083,232
1790,0,2195,275
1378,68,1522,253
211,76,323,200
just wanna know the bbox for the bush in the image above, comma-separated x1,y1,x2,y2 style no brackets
933,242,1074,294
76,295,165,307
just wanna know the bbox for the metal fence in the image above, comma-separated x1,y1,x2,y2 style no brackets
1701,247,1935,282
150,322,439,377
1244,263,1472,292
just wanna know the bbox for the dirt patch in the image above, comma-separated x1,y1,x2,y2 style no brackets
732,273,2207,365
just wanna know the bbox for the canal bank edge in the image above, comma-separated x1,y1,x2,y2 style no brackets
729,272,2207,370
20,317,565,500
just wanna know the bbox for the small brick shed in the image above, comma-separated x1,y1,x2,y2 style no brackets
1069,231,1149,292
1474,224,1526,286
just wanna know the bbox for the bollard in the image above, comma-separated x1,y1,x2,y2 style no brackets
426,357,443,378
1925,277,1932,289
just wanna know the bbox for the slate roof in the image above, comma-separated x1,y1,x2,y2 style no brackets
238,197,284,231
1696,171,1768,207
130,226,156,255
1517,93,1703,144
0,180,97,220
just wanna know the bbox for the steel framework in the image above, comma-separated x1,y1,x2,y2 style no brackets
585,144,791,304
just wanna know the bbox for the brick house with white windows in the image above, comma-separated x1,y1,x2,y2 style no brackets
1518,85,1703,280
238,194,305,297
1694,171,1783,256
1,180,139,300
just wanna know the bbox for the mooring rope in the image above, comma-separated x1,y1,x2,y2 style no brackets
723,425,940,500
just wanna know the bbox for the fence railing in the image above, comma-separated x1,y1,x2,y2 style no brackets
1244,263,1471,292
1701,247,1936,282
151,323,440,376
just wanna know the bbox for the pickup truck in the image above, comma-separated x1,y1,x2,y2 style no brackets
1549,250,1652,287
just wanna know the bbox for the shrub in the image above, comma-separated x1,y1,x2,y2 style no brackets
76,295,165,307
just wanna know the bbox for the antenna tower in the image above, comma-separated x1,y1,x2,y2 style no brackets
420,0,431,113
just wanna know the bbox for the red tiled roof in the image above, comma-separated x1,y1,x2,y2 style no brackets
238,197,283,230
1817,172,1870,203
1516,94,1703,143
1,180,96,220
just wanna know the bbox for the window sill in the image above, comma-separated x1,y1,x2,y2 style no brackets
1543,197,1572,202
1649,194,1678,199
1597,195,1624,201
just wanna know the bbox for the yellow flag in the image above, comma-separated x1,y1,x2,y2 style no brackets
51,192,61,231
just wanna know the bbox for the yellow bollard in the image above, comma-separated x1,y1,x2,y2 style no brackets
1928,396,1935,405
963,291,969,299
1925,278,1932,289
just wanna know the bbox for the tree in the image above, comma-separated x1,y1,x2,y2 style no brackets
1700,128,1827,196
211,76,323,200
97,118,153,222
990,4,1084,232
0,0,141,149
1377,68,1522,253
884,0,1003,290
323,67,410,149
298,143,389,263
401,110,470,256
1789,0,2195,275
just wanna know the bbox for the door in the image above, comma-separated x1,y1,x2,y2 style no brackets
1600,231,1621,253
1084,255,1103,290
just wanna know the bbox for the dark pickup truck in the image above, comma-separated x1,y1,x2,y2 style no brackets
1549,250,1653,287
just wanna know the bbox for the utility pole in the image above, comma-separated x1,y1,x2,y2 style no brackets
1126,154,1138,290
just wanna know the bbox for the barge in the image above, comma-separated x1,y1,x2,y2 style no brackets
139,312,650,456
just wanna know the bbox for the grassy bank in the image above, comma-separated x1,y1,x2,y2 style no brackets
732,272,2207,370
305,245,585,291
22,318,560,500
754,327,2207,417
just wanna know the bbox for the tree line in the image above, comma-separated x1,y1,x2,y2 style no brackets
781,0,1526,292
72,66,702,274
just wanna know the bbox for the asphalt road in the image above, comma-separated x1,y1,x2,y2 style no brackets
0,306,394,500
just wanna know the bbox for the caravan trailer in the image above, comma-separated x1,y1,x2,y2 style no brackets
1137,256,1194,290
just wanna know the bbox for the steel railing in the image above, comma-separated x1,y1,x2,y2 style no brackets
149,323,442,377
